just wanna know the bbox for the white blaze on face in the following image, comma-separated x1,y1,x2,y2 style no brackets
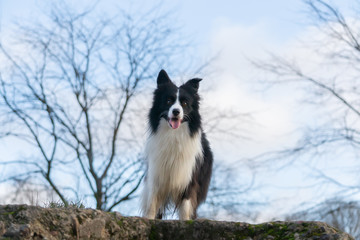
168,89,183,129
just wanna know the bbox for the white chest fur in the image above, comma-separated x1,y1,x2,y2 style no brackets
145,119,203,200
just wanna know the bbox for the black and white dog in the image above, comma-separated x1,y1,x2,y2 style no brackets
141,70,213,220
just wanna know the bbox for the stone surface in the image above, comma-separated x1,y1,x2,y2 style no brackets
0,205,354,240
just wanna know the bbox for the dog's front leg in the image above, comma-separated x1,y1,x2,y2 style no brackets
144,192,159,219
179,199,193,220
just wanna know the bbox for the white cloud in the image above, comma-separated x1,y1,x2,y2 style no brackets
203,19,300,157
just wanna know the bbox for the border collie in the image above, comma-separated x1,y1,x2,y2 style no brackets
141,69,213,220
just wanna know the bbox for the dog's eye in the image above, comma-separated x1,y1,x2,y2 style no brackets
182,101,188,107
167,99,172,105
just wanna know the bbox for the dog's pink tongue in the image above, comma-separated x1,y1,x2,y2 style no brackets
169,119,181,129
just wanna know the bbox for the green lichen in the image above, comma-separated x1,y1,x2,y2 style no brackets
185,219,194,225
1,205,27,216
149,224,158,240
247,222,298,240
49,223,58,231
107,211,117,218
1,211,15,216
117,219,124,227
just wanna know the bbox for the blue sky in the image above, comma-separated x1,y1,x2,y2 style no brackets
1,0,306,42
0,0,357,222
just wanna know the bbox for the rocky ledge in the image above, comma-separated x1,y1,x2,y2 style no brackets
0,205,354,239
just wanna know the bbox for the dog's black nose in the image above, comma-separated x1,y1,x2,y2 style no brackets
172,109,180,116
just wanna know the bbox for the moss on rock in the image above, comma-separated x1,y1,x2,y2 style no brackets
0,205,354,240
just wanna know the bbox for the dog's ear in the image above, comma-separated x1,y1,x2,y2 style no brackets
157,69,171,87
184,78,202,92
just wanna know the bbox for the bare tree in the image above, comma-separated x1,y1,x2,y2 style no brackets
253,0,360,194
250,0,360,232
0,2,187,211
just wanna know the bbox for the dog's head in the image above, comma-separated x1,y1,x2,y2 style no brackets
149,69,202,133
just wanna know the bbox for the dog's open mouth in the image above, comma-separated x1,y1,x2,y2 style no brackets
168,117,181,129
